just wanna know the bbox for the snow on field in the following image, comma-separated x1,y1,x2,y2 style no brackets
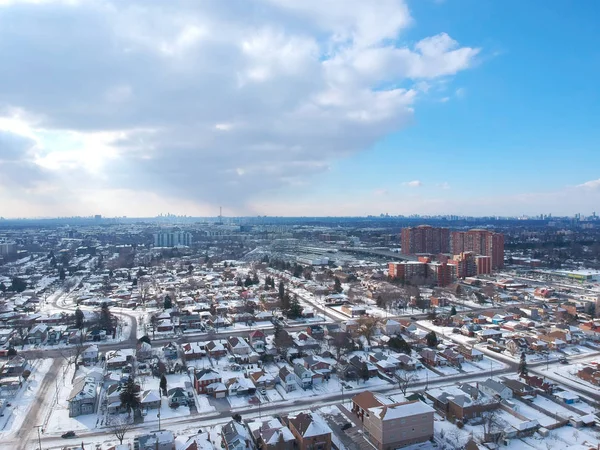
532,395,582,420
0,359,54,436
435,365,461,376
511,400,558,427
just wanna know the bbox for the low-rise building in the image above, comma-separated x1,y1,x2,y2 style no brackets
363,400,435,450
68,376,97,417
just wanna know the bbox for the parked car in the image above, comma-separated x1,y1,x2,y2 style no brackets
341,423,352,430
61,431,76,439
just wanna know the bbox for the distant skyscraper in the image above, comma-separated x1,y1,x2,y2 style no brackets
451,229,504,269
400,225,450,254
153,231,193,247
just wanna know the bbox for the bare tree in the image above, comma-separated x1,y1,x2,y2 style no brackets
396,370,418,395
108,415,134,444
329,331,353,361
61,334,86,373
356,316,382,344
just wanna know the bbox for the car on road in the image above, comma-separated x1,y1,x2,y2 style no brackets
259,388,267,395
559,357,569,364
61,431,76,439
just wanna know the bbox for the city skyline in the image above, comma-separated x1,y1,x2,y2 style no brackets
1,0,600,218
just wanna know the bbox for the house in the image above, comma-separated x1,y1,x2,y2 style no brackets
478,378,512,400
222,420,252,450
396,354,423,371
206,340,228,358
577,367,600,386
380,319,401,336
554,390,580,405
426,384,499,420
228,337,251,356
249,370,275,389
286,412,332,450
140,390,161,410
82,344,99,364
475,329,502,342
303,355,332,374
277,366,297,392
67,377,97,417
182,342,206,361
0,356,27,378
248,417,296,450
439,348,464,367
227,377,255,396
363,400,435,450
420,348,446,367
27,324,48,344
105,349,135,370
195,369,222,394
501,379,537,398
294,363,314,389
168,387,189,407
162,342,179,360
134,431,176,450
523,375,556,394
349,356,378,378
136,341,153,361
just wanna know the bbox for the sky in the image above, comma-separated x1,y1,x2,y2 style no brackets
0,0,599,218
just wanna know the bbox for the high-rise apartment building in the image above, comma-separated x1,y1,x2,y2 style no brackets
400,225,450,255
451,229,504,269
153,231,193,247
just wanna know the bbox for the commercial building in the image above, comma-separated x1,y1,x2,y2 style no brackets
362,400,435,449
153,231,193,247
401,226,450,255
451,229,504,269
0,243,16,257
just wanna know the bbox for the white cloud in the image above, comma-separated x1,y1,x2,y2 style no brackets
577,179,600,190
403,180,423,188
0,0,479,216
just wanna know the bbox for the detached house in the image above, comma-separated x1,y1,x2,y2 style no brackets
286,412,332,450
27,324,48,345
195,369,222,394
68,376,97,417
278,366,297,393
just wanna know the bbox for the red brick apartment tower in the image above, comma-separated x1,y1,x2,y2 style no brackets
401,225,450,254
450,230,504,269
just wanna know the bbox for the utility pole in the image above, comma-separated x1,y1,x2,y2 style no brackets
35,425,42,450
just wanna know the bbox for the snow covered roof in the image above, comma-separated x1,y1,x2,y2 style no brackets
369,400,435,420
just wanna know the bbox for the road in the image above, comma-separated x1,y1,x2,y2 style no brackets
14,358,62,450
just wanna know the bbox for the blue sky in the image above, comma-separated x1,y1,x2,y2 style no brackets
262,0,600,216
0,0,599,217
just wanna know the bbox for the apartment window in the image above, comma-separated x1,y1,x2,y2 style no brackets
400,419,405,424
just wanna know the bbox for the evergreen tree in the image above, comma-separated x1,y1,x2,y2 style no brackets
518,351,528,377
450,306,457,316
74,308,85,330
0,282,5,293
59,268,66,281
7,347,17,357
264,276,271,289
99,303,113,332
361,362,370,382
287,295,303,319
127,272,132,282
164,295,173,310
278,281,285,300
119,376,141,415
426,331,438,348
388,336,412,354
333,277,343,294
188,264,194,274
132,278,138,286
138,335,151,346
270,277,275,289
160,375,168,397
282,292,291,311
252,273,260,285
50,256,57,268
10,277,27,293
109,269,114,278
244,275,253,287
236,278,244,287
